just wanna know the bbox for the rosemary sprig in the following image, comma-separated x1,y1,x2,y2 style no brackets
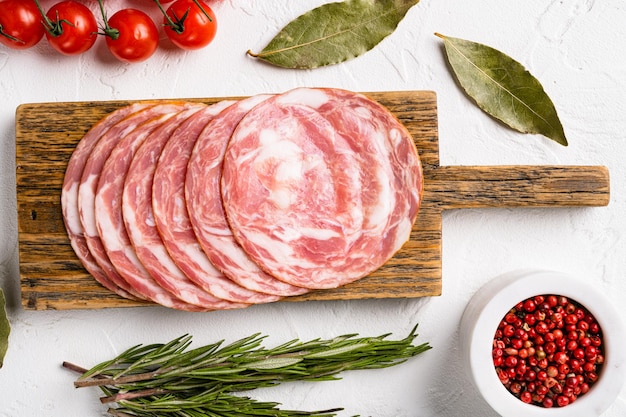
109,388,344,417
65,325,431,416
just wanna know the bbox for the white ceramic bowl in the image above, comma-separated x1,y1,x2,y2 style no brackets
459,270,626,417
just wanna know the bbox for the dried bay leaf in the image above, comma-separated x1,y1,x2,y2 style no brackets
248,0,420,69
0,289,9,369
436,33,568,146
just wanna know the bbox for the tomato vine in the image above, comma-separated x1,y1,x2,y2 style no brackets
0,0,220,62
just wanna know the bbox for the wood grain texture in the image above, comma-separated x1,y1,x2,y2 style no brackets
14,91,609,310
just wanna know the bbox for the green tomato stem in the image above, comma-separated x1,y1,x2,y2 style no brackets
154,0,176,27
0,25,24,43
191,0,213,23
33,0,69,37
155,0,213,36
95,0,119,40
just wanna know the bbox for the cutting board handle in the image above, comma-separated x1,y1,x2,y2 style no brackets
427,165,610,209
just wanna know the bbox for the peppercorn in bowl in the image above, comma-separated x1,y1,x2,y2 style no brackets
459,270,626,417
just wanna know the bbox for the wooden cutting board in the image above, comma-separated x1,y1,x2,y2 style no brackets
15,91,610,310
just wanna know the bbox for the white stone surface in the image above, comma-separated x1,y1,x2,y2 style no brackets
1,0,625,416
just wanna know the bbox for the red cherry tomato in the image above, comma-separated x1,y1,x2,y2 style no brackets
43,1,98,55
104,9,159,63
0,0,45,49
163,0,217,50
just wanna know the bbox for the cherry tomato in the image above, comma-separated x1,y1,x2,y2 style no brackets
103,9,159,63
0,0,45,49
163,0,217,50
42,1,98,55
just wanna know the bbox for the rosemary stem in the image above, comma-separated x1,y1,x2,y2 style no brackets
100,388,172,404
74,371,163,388
107,409,135,417
62,361,89,375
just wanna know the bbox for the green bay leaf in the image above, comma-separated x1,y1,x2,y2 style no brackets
0,289,9,369
248,0,420,69
436,33,567,146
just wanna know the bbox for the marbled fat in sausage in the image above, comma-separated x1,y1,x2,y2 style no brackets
65,88,422,307
186,95,309,297
78,104,186,300
93,104,216,311
122,103,250,310
220,88,423,289
153,102,283,304
62,103,152,299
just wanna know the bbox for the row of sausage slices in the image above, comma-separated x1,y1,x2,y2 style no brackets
61,87,424,311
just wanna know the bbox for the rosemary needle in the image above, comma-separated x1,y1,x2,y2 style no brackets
66,325,431,416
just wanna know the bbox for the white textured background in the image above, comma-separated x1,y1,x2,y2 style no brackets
1,0,625,415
